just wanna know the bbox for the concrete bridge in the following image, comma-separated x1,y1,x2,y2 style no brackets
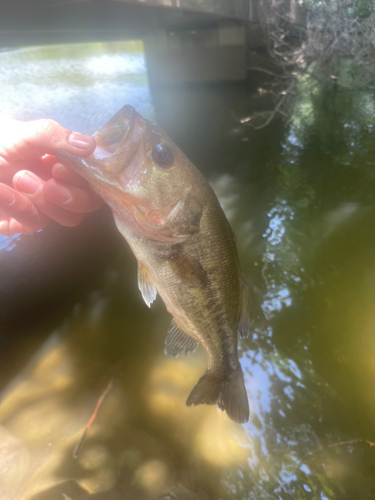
0,0,269,84
0,0,303,84
0,0,259,46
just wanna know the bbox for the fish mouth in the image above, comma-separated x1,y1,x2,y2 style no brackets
93,105,141,159
55,105,146,188
54,149,118,190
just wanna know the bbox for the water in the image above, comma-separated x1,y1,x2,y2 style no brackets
0,42,375,500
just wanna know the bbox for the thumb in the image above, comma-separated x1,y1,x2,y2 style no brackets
0,119,96,161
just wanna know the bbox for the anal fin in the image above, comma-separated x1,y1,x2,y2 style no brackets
164,319,198,358
138,262,157,308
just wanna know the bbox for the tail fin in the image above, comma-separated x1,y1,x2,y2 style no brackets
186,369,249,423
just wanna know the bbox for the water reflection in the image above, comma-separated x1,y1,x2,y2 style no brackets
0,41,153,132
1,43,375,500
0,234,21,251
2,262,370,499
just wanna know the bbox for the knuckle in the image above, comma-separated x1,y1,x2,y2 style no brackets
65,189,89,213
34,119,66,144
18,197,37,218
35,118,58,135
9,218,32,235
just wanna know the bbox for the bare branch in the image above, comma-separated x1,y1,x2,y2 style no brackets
244,0,375,128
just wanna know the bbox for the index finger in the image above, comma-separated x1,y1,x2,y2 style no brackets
0,119,96,162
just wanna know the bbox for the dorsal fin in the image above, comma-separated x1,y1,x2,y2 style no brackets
164,319,199,358
238,277,251,339
137,262,157,307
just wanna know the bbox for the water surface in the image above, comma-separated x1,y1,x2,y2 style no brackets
0,42,375,500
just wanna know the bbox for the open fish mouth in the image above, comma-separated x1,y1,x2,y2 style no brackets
92,105,142,159
55,105,146,187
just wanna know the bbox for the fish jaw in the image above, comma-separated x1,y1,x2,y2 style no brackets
92,104,139,156
54,149,188,243
54,149,146,221
54,149,119,193
55,105,148,188
55,112,201,242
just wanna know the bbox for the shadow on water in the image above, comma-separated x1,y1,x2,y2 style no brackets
0,42,375,500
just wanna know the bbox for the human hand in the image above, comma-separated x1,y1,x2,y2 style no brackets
0,118,103,236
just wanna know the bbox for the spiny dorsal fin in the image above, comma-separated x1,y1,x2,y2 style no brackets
138,262,157,308
164,319,199,358
238,277,251,339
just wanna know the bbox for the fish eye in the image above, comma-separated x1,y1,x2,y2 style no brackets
152,143,173,167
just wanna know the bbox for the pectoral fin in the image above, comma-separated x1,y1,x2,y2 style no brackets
238,277,251,339
164,319,198,358
169,250,208,288
138,262,157,307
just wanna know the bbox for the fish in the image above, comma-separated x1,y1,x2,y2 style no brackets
55,105,251,423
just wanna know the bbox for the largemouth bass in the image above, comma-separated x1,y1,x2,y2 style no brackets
56,106,251,423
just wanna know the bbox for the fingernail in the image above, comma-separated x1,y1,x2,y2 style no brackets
0,185,15,205
45,181,72,205
15,172,42,195
68,132,94,150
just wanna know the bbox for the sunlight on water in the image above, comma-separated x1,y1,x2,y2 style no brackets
0,234,21,251
0,41,153,131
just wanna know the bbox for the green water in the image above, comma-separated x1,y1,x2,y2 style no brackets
0,42,375,500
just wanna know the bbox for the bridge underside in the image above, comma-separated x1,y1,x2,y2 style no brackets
0,0,268,85
0,0,254,48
